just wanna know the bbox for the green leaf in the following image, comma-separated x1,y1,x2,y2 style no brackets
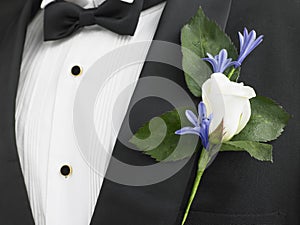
233,96,290,142
181,7,239,96
129,108,199,162
182,48,211,97
221,141,273,162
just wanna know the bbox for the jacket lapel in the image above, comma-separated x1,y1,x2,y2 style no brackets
90,0,232,224
0,0,40,224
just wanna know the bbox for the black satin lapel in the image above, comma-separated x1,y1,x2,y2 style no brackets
90,0,232,225
0,0,40,224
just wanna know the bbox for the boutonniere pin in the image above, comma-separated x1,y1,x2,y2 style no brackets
130,8,290,224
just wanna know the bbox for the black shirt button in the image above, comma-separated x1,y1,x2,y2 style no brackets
71,65,82,76
60,165,72,177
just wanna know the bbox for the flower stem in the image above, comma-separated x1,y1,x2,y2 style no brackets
181,148,210,225
227,67,236,80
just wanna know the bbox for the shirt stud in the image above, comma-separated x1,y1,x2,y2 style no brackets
71,65,83,76
60,165,72,178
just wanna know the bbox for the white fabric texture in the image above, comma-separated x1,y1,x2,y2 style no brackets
15,1,165,224
41,0,134,9
41,0,104,8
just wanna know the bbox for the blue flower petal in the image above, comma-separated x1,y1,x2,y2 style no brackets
175,127,201,136
175,102,212,151
203,49,234,73
238,32,244,49
198,102,207,121
185,110,198,127
248,35,264,53
234,28,264,68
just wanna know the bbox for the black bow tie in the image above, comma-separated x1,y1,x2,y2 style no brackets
44,0,164,41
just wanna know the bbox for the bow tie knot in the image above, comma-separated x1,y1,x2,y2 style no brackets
44,0,145,41
79,10,95,27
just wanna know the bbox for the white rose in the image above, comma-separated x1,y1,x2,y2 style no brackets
202,73,256,141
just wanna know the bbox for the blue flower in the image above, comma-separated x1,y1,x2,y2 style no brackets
233,28,264,68
203,49,235,73
175,102,212,150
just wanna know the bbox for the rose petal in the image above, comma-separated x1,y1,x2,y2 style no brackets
235,100,252,134
202,73,225,135
202,73,256,142
221,95,248,141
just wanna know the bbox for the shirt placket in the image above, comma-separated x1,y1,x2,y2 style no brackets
45,36,92,225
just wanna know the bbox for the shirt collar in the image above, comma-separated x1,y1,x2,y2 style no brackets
41,0,134,9
41,0,106,9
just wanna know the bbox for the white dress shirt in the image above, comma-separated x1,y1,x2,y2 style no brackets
15,1,165,224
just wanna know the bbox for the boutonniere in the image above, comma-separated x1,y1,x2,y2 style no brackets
130,8,290,224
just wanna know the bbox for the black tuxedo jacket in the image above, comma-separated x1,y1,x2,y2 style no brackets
0,0,299,224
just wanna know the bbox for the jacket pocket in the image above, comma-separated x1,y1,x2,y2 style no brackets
177,210,286,225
